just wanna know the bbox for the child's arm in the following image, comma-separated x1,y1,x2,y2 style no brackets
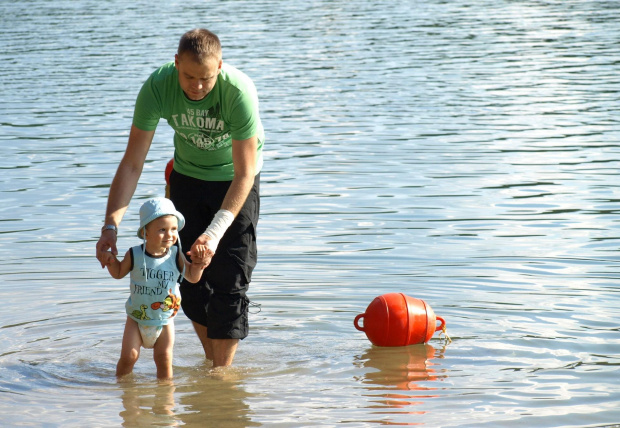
180,246,210,283
102,249,132,279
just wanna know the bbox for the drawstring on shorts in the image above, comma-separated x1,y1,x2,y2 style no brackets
248,300,262,314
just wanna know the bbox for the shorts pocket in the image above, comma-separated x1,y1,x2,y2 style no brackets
227,221,257,284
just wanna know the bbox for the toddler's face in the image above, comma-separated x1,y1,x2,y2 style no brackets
145,215,179,251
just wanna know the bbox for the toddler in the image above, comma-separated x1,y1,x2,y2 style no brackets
101,197,208,379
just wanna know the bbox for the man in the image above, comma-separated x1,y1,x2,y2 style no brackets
96,29,264,367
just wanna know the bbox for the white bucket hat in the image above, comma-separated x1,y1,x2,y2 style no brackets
137,197,185,238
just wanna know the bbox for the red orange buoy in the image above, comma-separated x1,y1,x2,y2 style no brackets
165,159,174,198
165,158,174,185
354,293,446,346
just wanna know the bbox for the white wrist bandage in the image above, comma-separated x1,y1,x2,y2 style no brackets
203,209,234,252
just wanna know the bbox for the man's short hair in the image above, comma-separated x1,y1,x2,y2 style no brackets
178,29,222,63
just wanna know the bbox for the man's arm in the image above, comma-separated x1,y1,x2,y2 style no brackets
222,135,258,215
189,136,257,262
96,125,155,267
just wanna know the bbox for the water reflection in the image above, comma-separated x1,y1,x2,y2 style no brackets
355,344,445,422
119,380,178,427
118,368,259,427
173,368,258,428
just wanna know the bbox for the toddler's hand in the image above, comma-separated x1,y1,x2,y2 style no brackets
188,243,214,268
100,251,117,267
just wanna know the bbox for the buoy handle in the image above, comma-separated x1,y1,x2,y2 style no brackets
435,316,446,332
354,314,365,331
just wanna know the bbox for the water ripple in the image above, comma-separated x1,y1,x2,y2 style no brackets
1,0,620,426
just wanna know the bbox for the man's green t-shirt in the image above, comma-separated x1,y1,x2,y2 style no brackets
133,61,264,181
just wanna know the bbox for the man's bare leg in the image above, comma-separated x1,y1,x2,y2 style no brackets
191,321,239,367
191,321,213,361
211,338,239,367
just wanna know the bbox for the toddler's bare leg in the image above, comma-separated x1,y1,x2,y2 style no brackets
117,317,142,378
153,323,175,379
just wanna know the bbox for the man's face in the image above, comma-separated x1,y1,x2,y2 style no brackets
175,53,222,101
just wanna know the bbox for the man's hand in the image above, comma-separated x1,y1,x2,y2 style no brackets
188,235,215,268
96,229,118,268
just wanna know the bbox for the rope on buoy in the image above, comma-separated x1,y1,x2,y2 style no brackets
439,324,452,344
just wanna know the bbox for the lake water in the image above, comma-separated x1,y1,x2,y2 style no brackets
1,0,619,426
